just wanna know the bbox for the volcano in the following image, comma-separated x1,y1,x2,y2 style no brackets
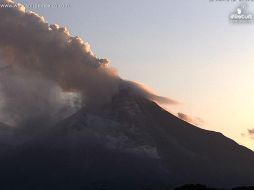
0,89,254,190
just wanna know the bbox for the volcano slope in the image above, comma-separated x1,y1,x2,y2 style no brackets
0,90,254,190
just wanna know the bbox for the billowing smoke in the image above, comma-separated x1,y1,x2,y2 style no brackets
0,0,176,126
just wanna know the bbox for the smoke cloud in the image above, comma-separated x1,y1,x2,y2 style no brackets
248,129,254,135
121,81,179,105
245,129,254,139
241,129,254,140
0,0,177,126
177,112,204,126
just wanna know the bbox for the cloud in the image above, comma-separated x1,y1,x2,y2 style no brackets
248,129,254,135
0,0,120,106
242,128,254,139
241,129,254,140
0,0,177,126
177,112,204,126
121,81,179,105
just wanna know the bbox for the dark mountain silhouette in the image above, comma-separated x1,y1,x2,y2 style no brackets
0,89,254,190
175,184,254,190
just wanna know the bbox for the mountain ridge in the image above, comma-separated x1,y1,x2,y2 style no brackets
51,89,254,188
0,90,253,189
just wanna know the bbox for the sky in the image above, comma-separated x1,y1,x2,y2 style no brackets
15,0,254,150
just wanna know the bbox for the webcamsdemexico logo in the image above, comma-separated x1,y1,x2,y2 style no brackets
229,3,254,23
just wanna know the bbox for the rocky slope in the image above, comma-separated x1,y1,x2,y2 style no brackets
0,90,254,189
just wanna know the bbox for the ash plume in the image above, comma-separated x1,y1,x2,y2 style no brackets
0,0,177,126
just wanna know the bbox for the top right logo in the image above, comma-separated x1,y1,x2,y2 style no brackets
229,3,253,23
